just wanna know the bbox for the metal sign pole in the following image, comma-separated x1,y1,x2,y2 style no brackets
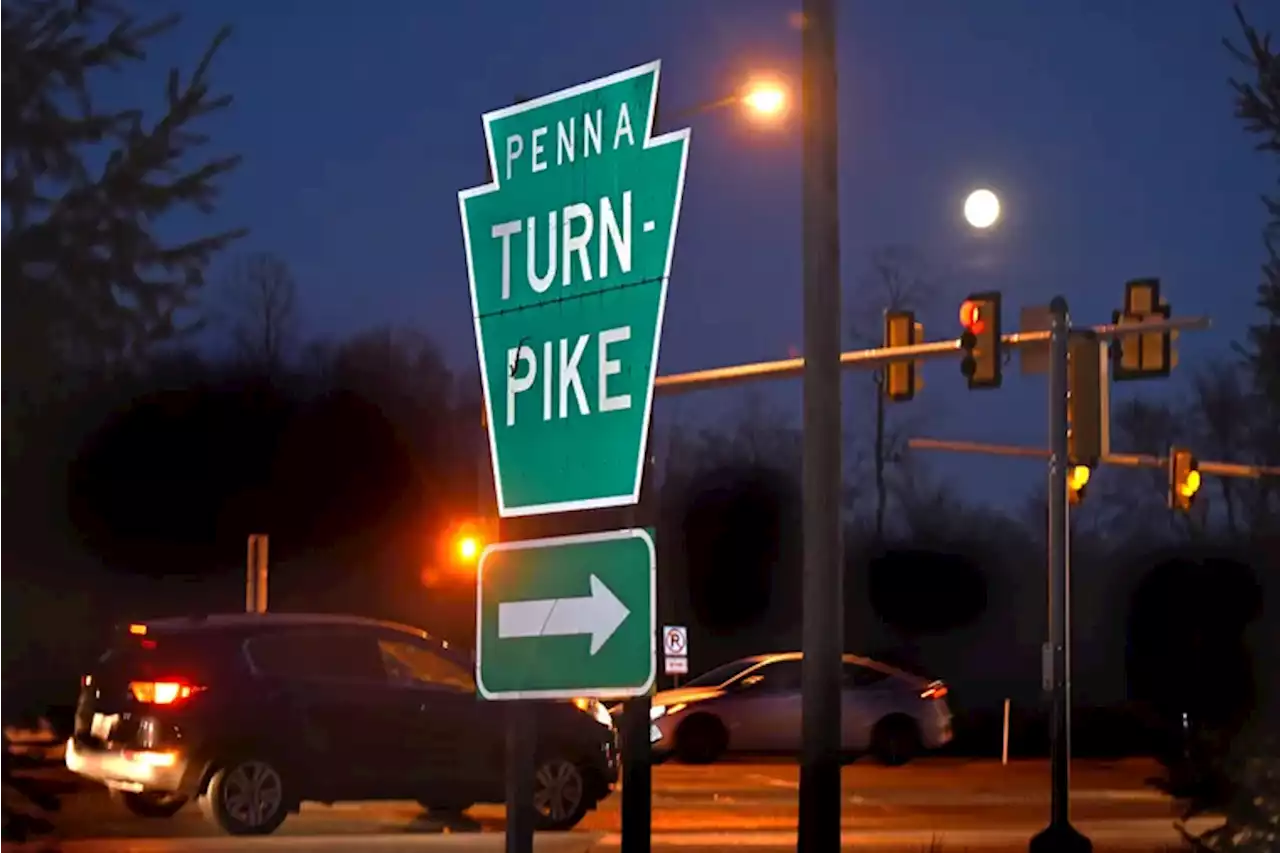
798,0,844,849
504,702,534,853
1030,296,1091,853
621,427,657,853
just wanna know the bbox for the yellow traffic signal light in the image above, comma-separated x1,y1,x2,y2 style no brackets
1067,336,1109,468
884,310,923,402
959,292,1002,389
1168,447,1201,513
1067,464,1091,505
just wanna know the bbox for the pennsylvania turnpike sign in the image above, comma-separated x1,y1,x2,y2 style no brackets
458,61,690,517
475,528,656,700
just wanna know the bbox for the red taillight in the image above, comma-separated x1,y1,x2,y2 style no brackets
921,682,949,700
129,680,204,705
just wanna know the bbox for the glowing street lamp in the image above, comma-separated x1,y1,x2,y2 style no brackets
456,534,480,563
740,80,787,119
664,76,791,126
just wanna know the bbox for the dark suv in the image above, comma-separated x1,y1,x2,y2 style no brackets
65,613,618,835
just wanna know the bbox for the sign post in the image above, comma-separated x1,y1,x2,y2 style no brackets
460,62,687,853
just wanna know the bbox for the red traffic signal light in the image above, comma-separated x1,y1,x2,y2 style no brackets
958,292,1002,389
959,300,986,336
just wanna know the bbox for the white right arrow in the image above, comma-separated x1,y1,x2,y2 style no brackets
497,575,631,655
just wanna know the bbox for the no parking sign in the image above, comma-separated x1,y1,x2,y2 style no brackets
662,625,688,675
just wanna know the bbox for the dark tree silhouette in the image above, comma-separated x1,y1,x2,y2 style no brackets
677,461,797,634
1126,557,1259,729
867,548,988,642
2,0,244,394
66,376,294,576
1226,4,1280,411
220,252,299,378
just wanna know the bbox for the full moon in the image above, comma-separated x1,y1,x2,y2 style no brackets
964,188,1001,229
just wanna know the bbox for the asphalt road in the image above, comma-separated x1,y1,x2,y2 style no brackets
6,757,1217,851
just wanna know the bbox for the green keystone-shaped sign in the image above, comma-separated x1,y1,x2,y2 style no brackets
459,61,690,517
476,528,656,700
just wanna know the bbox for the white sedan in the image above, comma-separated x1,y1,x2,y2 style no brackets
644,652,953,765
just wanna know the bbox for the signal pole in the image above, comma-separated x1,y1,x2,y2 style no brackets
798,0,844,850
1029,296,1091,853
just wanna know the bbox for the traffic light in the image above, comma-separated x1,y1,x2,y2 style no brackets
1168,447,1201,513
1067,335,1108,468
884,310,923,401
1067,464,1091,505
1112,278,1173,381
959,292,1002,389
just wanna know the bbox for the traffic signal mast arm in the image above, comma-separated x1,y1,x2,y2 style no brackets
653,315,1211,396
907,438,1280,480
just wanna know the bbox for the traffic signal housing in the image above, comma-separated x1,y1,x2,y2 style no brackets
884,310,924,401
1067,464,1091,506
1168,447,1201,513
959,292,1002,389
1067,335,1109,468
1112,278,1174,381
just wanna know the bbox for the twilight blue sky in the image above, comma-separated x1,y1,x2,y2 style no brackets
126,0,1275,507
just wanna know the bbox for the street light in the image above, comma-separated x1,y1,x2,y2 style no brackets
663,76,791,126
740,79,788,120
456,534,480,563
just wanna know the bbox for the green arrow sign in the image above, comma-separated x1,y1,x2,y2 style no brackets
476,528,656,700
459,62,690,517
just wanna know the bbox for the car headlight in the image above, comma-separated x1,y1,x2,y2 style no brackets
572,697,613,728
650,702,685,721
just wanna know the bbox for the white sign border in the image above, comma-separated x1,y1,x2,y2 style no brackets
458,60,691,518
475,527,657,701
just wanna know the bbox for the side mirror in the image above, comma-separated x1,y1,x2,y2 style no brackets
739,674,764,690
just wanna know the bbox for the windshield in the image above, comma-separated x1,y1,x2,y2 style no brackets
683,658,760,688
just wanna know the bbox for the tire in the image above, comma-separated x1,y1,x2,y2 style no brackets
871,716,921,767
675,714,728,765
198,758,289,836
111,790,188,818
531,755,590,831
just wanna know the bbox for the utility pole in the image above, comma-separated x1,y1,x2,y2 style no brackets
1029,297,1091,853
798,0,844,850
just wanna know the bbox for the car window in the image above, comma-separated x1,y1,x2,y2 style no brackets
842,663,889,688
245,630,386,683
98,631,243,682
377,638,474,692
741,660,802,692
684,659,759,688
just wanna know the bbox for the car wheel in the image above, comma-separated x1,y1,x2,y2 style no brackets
111,789,188,818
531,756,589,831
871,716,921,767
675,714,728,765
198,758,289,836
